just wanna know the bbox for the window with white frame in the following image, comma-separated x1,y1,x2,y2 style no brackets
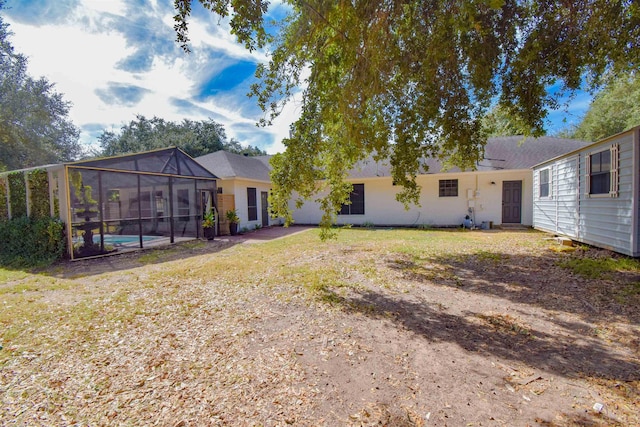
539,168,551,198
586,145,619,196
439,179,458,197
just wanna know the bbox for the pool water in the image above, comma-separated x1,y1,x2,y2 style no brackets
93,235,162,246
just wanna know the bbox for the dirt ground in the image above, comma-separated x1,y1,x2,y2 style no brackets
1,226,639,426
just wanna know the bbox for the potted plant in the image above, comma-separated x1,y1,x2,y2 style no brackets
226,209,240,235
202,208,216,240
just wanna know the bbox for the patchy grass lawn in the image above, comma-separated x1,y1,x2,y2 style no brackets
1,227,638,426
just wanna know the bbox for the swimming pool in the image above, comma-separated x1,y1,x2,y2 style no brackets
93,235,163,246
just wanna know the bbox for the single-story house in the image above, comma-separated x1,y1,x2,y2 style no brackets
290,136,590,228
196,151,277,231
199,136,589,229
533,125,640,256
0,147,218,260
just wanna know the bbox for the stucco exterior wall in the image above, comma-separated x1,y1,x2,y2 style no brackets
291,169,533,227
218,178,275,230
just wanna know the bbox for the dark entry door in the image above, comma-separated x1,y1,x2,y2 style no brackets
261,191,269,227
502,181,522,223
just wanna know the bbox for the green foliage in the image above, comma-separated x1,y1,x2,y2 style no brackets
27,169,50,219
558,255,640,279
615,282,640,305
175,1,640,237
97,115,266,158
7,171,26,217
0,177,7,220
0,9,81,170
202,209,215,228
173,0,269,53
225,209,240,224
569,71,640,142
0,216,66,267
51,172,60,217
482,105,533,137
68,169,97,206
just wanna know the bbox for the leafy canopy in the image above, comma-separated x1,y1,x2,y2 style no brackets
482,105,533,137
0,4,82,171
565,71,640,142
97,115,266,158
174,0,640,236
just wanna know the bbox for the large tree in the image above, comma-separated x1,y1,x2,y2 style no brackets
566,71,640,142
482,105,533,137
0,5,81,171
98,115,266,158
174,1,640,235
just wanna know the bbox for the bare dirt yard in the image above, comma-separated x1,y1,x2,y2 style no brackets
1,227,638,426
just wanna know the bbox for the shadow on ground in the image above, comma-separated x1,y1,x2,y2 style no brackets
38,226,312,279
386,248,640,325
322,286,639,385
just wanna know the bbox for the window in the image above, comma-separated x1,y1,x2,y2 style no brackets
439,179,458,197
155,190,164,218
340,184,365,215
590,150,610,194
128,191,152,218
106,189,120,202
247,187,257,221
539,169,550,198
177,189,189,221
139,191,152,218
587,145,618,196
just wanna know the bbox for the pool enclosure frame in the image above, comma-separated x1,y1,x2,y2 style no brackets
2,147,219,260
63,147,218,260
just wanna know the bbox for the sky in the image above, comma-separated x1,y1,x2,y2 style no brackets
2,0,593,156
2,0,300,155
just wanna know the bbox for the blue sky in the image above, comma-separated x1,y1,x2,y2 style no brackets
2,0,300,154
2,0,591,156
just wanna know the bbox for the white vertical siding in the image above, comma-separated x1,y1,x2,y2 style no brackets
555,156,579,237
534,127,639,256
533,165,557,233
577,133,634,255
533,158,580,236
634,128,640,256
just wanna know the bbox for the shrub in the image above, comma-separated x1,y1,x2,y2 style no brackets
0,217,66,268
8,172,27,218
0,178,8,221
27,169,50,219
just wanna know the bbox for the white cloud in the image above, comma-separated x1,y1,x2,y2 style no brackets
79,0,126,16
4,1,297,154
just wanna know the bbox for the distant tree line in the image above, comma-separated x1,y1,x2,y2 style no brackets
96,115,266,159
559,71,640,142
483,71,640,142
0,3,81,171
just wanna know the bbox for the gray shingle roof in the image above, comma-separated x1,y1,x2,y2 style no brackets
196,151,272,182
348,136,591,178
196,136,590,181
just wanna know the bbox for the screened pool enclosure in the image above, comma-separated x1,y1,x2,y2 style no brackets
64,148,218,259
